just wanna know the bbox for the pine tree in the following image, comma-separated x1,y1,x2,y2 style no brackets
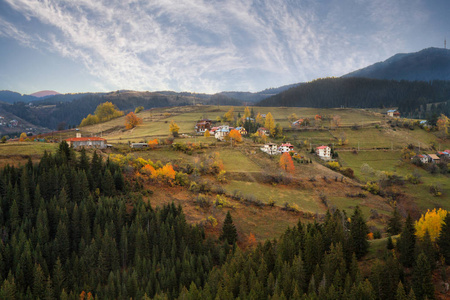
396,281,407,300
350,206,369,259
397,214,416,268
220,212,237,244
412,253,435,300
387,207,403,235
437,213,450,263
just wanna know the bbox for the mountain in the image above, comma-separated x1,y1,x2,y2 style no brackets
29,90,61,98
258,77,450,119
0,90,37,104
343,47,450,81
217,83,301,103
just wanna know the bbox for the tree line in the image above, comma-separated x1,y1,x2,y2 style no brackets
259,77,450,118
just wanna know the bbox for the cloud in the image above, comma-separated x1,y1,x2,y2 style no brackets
1,0,433,92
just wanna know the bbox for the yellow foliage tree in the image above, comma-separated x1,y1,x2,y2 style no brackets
332,115,342,128
79,114,100,127
244,106,251,119
256,113,264,125
169,120,180,137
224,107,235,122
265,112,275,137
415,208,448,242
228,129,242,143
437,114,449,135
288,113,298,123
19,132,27,142
125,112,143,129
204,129,210,138
94,101,123,121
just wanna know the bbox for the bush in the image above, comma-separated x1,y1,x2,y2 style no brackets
195,194,211,208
340,167,354,178
363,181,380,195
429,184,443,196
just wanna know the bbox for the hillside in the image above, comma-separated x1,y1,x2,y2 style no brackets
258,77,450,118
343,47,450,81
0,90,37,104
29,90,61,98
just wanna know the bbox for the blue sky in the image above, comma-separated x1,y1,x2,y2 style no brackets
0,0,448,94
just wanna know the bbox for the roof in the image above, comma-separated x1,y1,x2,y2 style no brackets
265,143,277,146
66,137,106,142
258,127,268,130
280,143,294,147
428,154,440,160
316,145,329,149
387,110,397,113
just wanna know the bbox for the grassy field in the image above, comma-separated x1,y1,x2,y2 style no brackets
219,148,263,172
0,142,59,156
224,180,320,213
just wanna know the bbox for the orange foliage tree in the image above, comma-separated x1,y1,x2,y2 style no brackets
228,129,242,143
148,138,158,149
415,208,448,241
125,112,143,129
279,152,295,174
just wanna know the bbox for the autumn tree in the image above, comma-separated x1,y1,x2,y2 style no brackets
95,101,124,121
279,152,295,174
169,120,180,137
148,139,158,149
134,106,144,113
415,208,448,241
437,114,449,137
228,129,242,144
204,129,210,138
332,115,341,128
244,107,251,119
224,107,235,122
265,112,276,137
125,112,143,129
288,113,298,123
19,132,27,141
256,113,264,125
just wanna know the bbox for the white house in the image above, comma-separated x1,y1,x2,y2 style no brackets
278,143,294,153
387,110,400,117
66,136,107,149
261,143,280,155
214,125,230,141
411,154,429,164
315,145,331,160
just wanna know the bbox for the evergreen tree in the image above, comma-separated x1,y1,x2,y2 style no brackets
397,214,416,268
387,207,403,235
437,213,450,263
412,253,435,300
350,206,369,259
220,212,237,244
396,281,407,300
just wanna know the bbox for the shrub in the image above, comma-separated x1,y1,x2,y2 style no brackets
195,194,211,208
327,161,340,170
429,184,443,196
363,182,380,195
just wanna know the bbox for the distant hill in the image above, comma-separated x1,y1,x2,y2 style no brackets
217,83,301,103
0,90,37,104
343,47,450,81
29,90,61,98
258,77,450,118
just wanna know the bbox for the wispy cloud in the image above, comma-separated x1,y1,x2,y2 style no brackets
2,0,431,92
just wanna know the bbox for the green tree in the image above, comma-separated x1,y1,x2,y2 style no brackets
387,207,403,235
220,212,237,244
397,214,416,268
350,206,369,259
437,213,450,263
412,253,435,300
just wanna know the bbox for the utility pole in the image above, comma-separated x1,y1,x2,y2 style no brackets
418,142,420,153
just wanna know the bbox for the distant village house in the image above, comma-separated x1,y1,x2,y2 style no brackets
278,143,294,153
66,134,107,149
261,143,280,155
195,119,212,134
315,145,331,160
387,110,400,117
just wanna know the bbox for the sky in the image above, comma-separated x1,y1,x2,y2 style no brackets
0,0,449,95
